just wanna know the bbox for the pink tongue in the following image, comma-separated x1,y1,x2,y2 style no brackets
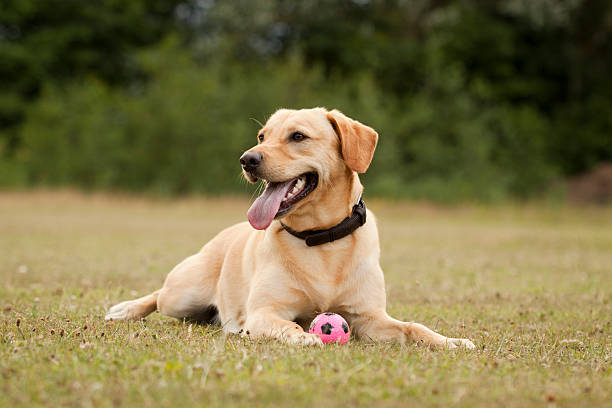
247,180,296,230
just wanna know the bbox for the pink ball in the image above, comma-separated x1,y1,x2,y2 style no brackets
308,313,350,344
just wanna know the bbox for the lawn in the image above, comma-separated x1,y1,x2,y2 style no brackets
1,191,610,407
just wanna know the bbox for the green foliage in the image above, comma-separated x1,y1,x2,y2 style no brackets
20,42,382,194
0,0,182,151
19,37,558,200
0,158,26,187
2,0,612,200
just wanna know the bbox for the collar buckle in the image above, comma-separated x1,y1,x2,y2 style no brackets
354,200,367,226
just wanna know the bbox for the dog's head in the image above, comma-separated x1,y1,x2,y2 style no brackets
240,107,378,230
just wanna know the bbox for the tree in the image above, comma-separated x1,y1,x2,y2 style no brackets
0,0,182,153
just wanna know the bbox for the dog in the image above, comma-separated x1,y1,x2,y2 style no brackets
105,107,475,349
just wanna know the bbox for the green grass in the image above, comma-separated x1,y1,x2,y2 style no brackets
1,191,610,407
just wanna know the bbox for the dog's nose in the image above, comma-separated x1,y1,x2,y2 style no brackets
240,151,263,171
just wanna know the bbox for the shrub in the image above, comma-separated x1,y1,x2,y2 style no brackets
19,40,558,200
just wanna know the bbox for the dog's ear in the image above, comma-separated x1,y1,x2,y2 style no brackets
327,109,378,173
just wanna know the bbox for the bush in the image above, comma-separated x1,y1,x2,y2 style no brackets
3,1,612,202
19,43,381,194
18,40,559,200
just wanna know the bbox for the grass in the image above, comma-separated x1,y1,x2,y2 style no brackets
1,190,610,407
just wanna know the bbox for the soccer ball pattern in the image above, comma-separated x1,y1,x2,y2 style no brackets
308,313,350,344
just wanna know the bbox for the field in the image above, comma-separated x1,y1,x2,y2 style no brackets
1,191,610,407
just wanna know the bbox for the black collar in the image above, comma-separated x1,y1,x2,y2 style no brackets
280,200,367,246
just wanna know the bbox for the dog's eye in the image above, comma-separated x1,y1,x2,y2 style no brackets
290,132,307,142
258,134,264,143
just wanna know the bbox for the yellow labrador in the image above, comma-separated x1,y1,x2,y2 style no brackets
105,107,475,349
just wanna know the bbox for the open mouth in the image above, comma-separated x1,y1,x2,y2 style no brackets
276,172,318,217
247,172,318,230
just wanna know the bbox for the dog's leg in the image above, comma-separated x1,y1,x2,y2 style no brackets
244,309,323,346
105,290,160,321
352,311,475,349
155,251,220,320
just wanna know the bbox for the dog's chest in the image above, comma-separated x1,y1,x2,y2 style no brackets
307,280,340,311
294,247,358,311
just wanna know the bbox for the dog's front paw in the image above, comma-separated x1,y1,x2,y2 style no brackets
285,331,324,346
444,337,476,350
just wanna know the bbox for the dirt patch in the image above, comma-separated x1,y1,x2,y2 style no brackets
569,163,612,204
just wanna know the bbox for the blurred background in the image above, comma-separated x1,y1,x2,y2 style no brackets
1,0,611,203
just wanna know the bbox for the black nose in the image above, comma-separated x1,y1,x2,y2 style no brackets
240,151,263,171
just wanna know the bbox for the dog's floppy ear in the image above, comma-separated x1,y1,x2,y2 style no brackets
326,109,378,173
